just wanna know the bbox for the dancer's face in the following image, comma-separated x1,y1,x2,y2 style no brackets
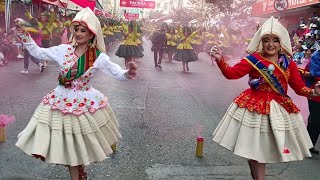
74,24,94,45
262,34,281,56
40,16,47,23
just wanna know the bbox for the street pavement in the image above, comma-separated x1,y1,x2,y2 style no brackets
0,38,320,180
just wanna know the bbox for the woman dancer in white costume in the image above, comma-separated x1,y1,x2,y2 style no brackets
15,8,137,180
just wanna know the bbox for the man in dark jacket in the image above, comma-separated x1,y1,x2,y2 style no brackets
150,24,167,69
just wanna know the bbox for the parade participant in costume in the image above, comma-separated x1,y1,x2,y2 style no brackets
15,7,137,180
133,24,144,62
116,21,144,69
136,31,144,53
63,14,74,40
25,9,55,68
165,26,178,63
19,19,44,74
102,21,111,50
52,15,63,46
300,49,320,154
220,25,232,56
204,27,219,54
113,21,122,42
211,16,320,180
106,21,115,47
173,26,199,72
191,27,205,58
61,16,71,44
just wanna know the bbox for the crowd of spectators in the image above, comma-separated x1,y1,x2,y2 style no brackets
292,16,320,67
0,27,24,66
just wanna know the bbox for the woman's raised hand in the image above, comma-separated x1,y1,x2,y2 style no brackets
210,45,223,61
14,19,26,32
314,81,320,96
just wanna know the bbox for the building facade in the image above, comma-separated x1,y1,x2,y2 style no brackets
101,0,191,19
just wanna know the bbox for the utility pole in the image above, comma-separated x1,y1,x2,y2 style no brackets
178,0,182,9
202,0,204,10
201,0,204,17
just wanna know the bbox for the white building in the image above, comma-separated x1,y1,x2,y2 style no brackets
102,0,120,15
141,0,190,17
100,0,191,19
153,0,190,14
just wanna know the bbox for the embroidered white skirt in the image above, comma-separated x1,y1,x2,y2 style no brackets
213,100,313,163
16,103,121,166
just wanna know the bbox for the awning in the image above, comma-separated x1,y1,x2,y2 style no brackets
66,0,83,11
251,0,320,17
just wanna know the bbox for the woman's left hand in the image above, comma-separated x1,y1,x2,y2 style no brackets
126,61,137,79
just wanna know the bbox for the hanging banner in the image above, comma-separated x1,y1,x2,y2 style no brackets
252,0,320,16
124,13,139,20
120,0,155,9
94,7,104,15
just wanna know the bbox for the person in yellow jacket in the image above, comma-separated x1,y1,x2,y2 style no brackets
18,20,44,74
191,27,205,58
52,16,63,46
165,26,179,62
173,25,199,72
136,32,144,53
103,22,114,48
107,22,116,46
102,22,111,50
204,27,220,54
220,25,232,56
113,22,122,41
115,21,144,69
25,9,55,68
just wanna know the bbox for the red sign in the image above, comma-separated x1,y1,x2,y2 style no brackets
120,0,155,9
124,13,139,20
274,0,288,11
252,0,320,16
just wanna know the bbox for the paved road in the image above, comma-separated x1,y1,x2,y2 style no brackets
0,38,319,180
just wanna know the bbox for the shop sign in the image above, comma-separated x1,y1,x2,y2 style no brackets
252,0,320,16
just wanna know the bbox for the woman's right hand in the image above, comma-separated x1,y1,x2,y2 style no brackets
14,19,26,32
314,81,320,96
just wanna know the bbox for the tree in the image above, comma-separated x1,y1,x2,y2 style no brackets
189,0,256,18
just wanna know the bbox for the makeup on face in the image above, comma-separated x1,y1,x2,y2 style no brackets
261,34,281,56
74,25,94,45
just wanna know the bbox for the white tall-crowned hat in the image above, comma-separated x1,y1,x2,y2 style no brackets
246,16,293,57
70,7,106,53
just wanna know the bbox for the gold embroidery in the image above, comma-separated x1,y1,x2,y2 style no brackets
300,87,312,96
218,58,229,71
